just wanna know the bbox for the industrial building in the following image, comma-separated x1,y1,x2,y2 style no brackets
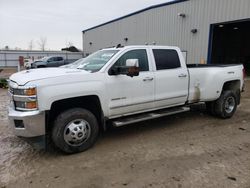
82,0,250,75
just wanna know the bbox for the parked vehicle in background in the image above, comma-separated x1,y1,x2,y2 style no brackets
31,56,76,68
24,58,33,69
8,45,245,154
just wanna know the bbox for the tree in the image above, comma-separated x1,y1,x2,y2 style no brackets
37,37,47,51
61,46,80,52
28,40,34,50
65,40,74,48
14,47,21,50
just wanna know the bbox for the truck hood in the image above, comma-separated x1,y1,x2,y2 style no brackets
10,68,89,85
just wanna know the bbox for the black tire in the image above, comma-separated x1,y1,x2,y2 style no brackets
214,90,237,119
52,108,99,154
206,101,216,116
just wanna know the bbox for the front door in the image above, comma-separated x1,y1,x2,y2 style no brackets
105,49,155,117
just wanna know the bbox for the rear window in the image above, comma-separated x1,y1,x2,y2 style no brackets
153,49,181,70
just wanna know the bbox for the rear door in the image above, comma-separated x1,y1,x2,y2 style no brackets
152,48,188,108
59,57,65,65
54,57,65,66
47,57,57,67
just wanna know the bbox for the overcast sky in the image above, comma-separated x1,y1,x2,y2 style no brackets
0,0,171,51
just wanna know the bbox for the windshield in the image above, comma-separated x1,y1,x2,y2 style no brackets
40,57,49,61
61,58,85,69
75,50,119,72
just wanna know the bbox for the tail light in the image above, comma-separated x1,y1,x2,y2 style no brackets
242,67,246,92
243,67,246,80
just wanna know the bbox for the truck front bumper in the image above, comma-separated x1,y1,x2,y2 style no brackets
8,107,45,137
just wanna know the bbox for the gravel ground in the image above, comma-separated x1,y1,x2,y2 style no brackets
0,81,250,188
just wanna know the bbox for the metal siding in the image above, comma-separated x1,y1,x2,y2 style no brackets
82,0,250,64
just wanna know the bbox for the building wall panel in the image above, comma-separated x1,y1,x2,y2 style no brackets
83,0,250,64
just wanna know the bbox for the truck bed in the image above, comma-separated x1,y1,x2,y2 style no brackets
187,64,244,103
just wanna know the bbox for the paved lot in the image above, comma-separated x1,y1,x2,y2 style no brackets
0,81,250,188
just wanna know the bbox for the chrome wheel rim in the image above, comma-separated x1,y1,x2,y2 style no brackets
63,119,91,146
225,96,235,114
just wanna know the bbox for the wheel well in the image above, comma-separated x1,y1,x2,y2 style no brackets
47,95,104,132
222,80,241,104
223,80,240,91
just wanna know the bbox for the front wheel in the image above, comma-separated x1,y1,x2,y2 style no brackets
214,90,237,119
52,108,99,154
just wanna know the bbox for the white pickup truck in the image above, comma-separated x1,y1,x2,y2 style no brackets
8,45,245,153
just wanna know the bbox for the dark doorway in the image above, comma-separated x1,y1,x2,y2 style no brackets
208,19,250,76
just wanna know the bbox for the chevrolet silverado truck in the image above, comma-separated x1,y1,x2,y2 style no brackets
8,46,245,153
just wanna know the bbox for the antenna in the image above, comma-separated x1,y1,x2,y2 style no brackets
116,44,124,48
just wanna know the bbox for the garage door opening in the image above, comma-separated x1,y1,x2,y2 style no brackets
208,19,250,76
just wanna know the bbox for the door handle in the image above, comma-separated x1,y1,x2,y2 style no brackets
143,77,154,81
178,74,187,78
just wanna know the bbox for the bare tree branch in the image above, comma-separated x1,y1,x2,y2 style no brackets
28,40,34,50
65,40,74,47
37,37,47,51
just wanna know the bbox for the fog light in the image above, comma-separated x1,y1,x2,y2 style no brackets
14,120,24,128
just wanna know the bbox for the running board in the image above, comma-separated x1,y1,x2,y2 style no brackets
112,107,190,127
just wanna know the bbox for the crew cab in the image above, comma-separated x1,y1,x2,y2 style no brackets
8,46,245,153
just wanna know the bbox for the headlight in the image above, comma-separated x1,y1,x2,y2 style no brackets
15,101,37,110
31,63,36,68
9,85,38,111
13,87,36,96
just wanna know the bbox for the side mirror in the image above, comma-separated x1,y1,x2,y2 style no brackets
110,59,140,77
125,59,139,77
126,59,139,67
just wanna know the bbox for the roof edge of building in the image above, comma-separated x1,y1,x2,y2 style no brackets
82,0,189,33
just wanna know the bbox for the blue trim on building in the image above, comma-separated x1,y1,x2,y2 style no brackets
210,18,250,26
82,0,189,33
207,24,214,64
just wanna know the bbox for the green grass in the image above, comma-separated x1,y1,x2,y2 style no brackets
0,78,8,88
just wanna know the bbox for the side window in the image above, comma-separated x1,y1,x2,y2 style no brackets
53,57,60,61
114,49,149,71
48,57,54,62
153,49,181,70
57,57,63,61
